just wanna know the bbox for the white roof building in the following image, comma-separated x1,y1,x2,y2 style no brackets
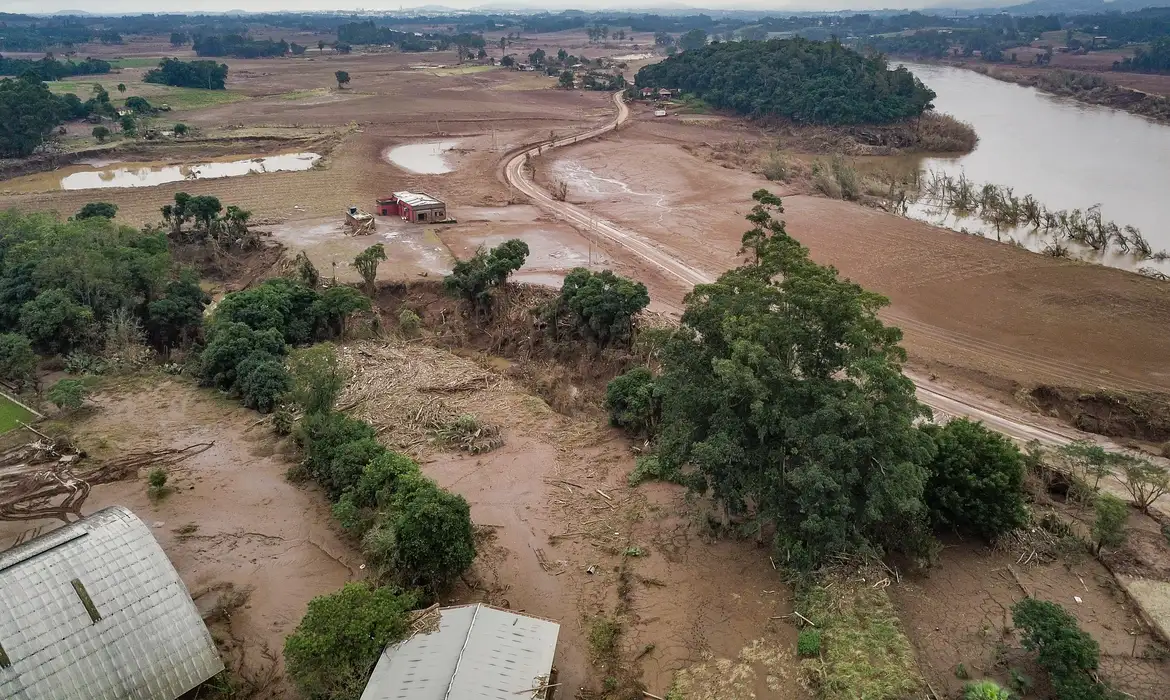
0,506,223,700
360,603,560,700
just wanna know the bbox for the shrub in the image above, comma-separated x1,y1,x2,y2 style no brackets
173,123,189,136
830,155,860,201
284,583,419,700
235,353,291,413
797,628,821,657
397,308,421,336
199,322,286,390
366,479,476,592
628,454,676,486
1011,598,1113,700
963,680,1011,700
349,451,421,509
325,437,387,501
47,378,88,410
0,333,37,389
75,202,118,220
922,419,1028,541
1092,493,1128,552
298,410,378,486
761,151,789,181
557,268,649,347
287,344,346,415
92,125,111,142
124,96,153,114
605,366,659,438
19,289,95,355
148,468,168,491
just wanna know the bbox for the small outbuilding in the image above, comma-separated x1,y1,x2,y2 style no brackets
0,506,223,700
376,191,447,223
640,86,655,98
360,603,560,700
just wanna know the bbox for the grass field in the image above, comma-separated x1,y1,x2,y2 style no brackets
426,65,499,76
46,79,248,111
0,394,35,434
108,57,171,68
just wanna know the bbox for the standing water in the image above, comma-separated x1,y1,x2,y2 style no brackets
900,62,1170,269
384,140,459,174
58,153,321,190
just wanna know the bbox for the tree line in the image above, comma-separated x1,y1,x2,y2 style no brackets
1114,36,1170,73
0,54,111,80
635,37,936,125
144,58,228,89
192,34,297,59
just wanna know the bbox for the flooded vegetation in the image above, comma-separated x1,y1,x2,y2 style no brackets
384,140,459,174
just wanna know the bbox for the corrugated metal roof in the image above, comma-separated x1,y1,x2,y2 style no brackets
360,604,559,700
0,506,224,700
392,191,445,208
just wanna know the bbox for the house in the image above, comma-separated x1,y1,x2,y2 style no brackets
376,192,447,223
360,604,560,700
640,86,655,98
0,507,223,700
657,88,673,99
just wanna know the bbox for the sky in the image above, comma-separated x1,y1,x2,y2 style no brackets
5,1,964,15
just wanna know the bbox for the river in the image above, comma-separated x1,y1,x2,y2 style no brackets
900,62,1170,271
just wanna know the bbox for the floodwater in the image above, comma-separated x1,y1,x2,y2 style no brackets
53,153,321,191
901,62,1170,268
384,140,459,174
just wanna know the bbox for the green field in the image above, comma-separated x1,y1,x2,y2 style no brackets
0,394,35,434
108,57,171,69
46,79,248,111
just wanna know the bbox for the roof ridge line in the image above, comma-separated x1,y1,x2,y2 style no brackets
442,602,482,700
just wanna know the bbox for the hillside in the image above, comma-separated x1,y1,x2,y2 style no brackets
634,37,937,125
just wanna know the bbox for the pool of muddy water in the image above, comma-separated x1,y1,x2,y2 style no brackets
384,140,459,174
0,152,321,193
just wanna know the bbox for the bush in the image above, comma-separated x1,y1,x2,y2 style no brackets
236,353,291,413
92,125,111,142
75,202,118,220
761,151,789,181
283,583,419,700
349,451,421,508
1011,598,1113,700
367,479,476,592
605,367,659,437
19,289,95,355
298,411,378,486
922,419,1028,541
148,468,168,489
325,437,387,501
287,344,346,415
47,378,87,410
830,155,860,201
173,123,189,136
963,680,1011,700
199,322,287,390
397,308,421,336
797,628,821,657
1092,493,1128,552
0,333,37,389
557,268,649,347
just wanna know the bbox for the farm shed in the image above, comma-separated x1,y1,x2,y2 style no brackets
0,506,223,700
360,603,560,700
375,192,447,223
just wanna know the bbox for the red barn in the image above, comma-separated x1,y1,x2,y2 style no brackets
375,191,447,223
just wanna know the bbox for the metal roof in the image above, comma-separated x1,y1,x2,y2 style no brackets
360,603,560,700
0,506,223,700
392,191,445,208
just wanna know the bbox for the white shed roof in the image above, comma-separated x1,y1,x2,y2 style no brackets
360,603,559,700
0,506,223,700
393,191,445,208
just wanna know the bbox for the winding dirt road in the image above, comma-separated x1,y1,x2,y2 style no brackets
501,92,1141,454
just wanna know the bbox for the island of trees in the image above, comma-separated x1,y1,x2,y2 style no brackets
635,38,935,125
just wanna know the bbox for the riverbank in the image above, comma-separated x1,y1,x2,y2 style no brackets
900,57,1170,125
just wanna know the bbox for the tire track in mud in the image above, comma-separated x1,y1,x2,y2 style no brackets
499,92,1159,451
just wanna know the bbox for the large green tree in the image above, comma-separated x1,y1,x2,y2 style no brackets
0,333,36,389
654,190,935,568
443,239,529,320
0,73,64,157
558,268,649,347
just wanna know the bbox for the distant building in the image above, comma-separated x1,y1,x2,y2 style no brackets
376,192,447,223
640,86,655,98
0,507,222,700
657,88,673,99
360,603,560,700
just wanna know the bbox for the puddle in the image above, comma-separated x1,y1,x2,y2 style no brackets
384,140,459,174
265,217,452,279
552,160,670,208
32,153,321,191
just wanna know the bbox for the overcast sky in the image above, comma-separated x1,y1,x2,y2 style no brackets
6,1,957,16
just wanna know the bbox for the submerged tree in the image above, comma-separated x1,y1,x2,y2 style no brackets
653,190,935,568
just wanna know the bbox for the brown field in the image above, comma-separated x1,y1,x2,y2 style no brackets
4,28,1170,700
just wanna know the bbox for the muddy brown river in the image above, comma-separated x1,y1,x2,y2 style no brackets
902,62,1170,270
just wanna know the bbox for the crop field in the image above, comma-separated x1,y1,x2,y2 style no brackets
0,394,34,434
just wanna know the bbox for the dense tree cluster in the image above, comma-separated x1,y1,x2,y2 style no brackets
336,20,484,52
193,34,290,58
555,268,649,348
605,191,1035,569
635,38,936,125
0,55,111,80
144,58,228,90
1114,36,1170,73
0,74,71,157
443,239,529,320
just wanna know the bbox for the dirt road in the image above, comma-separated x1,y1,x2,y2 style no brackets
501,92,1155,457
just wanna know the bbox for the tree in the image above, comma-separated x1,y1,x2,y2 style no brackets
1011,598,1113,700
922,418,1028,540
325,437,387,500
284,583,419,700
559,70,574,89
1118,457,1169,514
116,83,126,94
501,55,515,67
199,321,287,391
313,286,370,338
119,114,136,135
298,410,378,486
19,289,94,354
173,123,188,136
0,74,65,157
529,48,546,66
353,243,386,296
47,378,87,410
124,96,152,113
144,58,228,90
236,353,291,413
679,29,709,52
335,43,353,55
367,479,476,591
443,239,529,320
653,190,935,568
318,40,326,52
0,333,36,389
1092,493,1128,553
605,366,659,438
334,70,350,89
75,202,117,220
558,268,649,347
147,279,209,350
91,125,110,143
291,43,308,56
170,32,188,47
288,343,346,415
